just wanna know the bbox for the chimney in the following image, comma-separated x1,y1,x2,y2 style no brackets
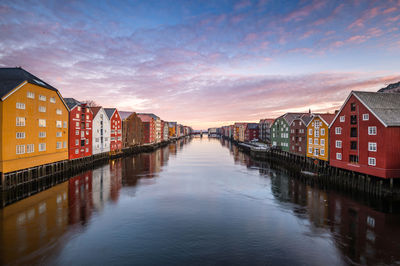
334,110,339,115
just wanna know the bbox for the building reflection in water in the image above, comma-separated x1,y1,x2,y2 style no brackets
222,141,400,265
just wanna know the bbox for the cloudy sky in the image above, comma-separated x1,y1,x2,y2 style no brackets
1,0,400,129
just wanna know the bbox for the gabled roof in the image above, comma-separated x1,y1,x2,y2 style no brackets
64,98,82,109
330,91,400,128
104,108,116,119
283,113,308,125
290,113,313,126
138,113,159,120
91,107,102,117
247,123,259,129
0,67,58,99
310,113,335,126
259,118,275,124
119,111,133,121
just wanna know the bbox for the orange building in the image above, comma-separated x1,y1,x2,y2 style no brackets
0,68,69,177
306,114,335,161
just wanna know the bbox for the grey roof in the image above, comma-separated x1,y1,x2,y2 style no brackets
353,91,400,126
138,113,159,120
104,108,116,119
247,123,259,129
300,114,313,125
119,111,133,120
283,113,307,125
0,67,58,99
64,98,82,109
378,81,400,93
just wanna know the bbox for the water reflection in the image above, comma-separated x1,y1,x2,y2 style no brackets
0,137,399,265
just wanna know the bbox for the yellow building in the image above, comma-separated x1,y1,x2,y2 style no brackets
168,122,176,137
306,114,335,161
0,68,69,174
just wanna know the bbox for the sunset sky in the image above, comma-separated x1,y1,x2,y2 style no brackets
1,0,400,129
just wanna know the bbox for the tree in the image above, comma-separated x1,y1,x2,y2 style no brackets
82,100,100,107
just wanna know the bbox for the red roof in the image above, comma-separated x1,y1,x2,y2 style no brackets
137,114,153,122
318,113,336,125
90,107,102,117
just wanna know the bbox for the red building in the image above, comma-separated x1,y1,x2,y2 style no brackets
65,98,93,159
137,114,156,144
105,108,122,152
68,170,93,224
244,123,260,142
329,91,400,179
289,114,312,156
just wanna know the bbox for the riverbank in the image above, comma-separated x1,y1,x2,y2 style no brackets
0,136,190,207
223,136,400,199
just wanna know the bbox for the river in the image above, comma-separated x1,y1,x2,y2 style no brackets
1,136,400,265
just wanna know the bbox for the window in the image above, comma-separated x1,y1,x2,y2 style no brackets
299,147,302,152
87,109,90,113
86,122,89,128
16,102,25,109
56,109,62,115
27,92,35,99
39,119,46,127
351,102,356,111
76,122,79,127
292,146,295,150
335,140,342,148
368,142,377,152
335,127,341,135
27,144,34,153
56,120,62,128
75,149,79,154
85,148,89,152
314,148,319,156
336,153,342,160
350,115,357,125
16,145,25,154
63,141,67,148
78,107,81,111
75,139,79,146
309,129,312,135
349,155,359,163
368,126,377,135
50,97,56,103
56,142,62,149
350,127,357,137
16,132,25,139
63,121,67,128
363,114,369,121
39,131,46,138
314,129,319,138
39,106,46,112
320,149,325,156
320,139,325,146
16,117,25,126
308,147,312,153
39,143,46,152
321,128,325,136
76,114,79,119
350,141,357,150
314,139,319,145
86,139,89,144
368,157,376,166
39,95,46,101
309,138,312,144
340,116,345,122
75,130,79,136
56,132,62,137
86,115,89,120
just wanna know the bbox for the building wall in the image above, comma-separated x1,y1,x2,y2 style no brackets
0,82,69,173
92,108,110,155
168,124,176,138
68,105,92,159
110,110,122,152
122,113,143,147
270,117,290,152
330,94,400,178
163,122,169,140
155,117,161,143
307,116,330,161
289,119,307,156
245,128,259,142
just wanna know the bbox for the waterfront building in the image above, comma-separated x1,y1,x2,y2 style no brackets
0,67,69,174
270,113,306,152
120,111,143,147
104,108,122,152
233,123,247,141
138,113,161,143
329,91,400,179
168,122,177,138
137,114,156,144
306,114,335,161
161,120,169,141
244,123,259,142
289,114,312,156
91,107,110,155
65,98,93,159
238,123,247,142
259,119,275,143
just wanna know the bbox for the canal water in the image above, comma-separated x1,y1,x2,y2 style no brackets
1,137,400,265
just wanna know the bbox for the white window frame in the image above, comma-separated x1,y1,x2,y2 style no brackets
50,97,56,103
309,129,312,135
368,142,377,152
56,120,62,128
321,128,325,136
27,144,34,153
309,138,312,144
38,143,46,152
320,139,325,146
16,132,25,139
56,132,62,137
320,149,325,156
16,102,25,109
39,106,46,112
56,109,62,115
363,114,369,121
308,147,312,153
16,117,25,126
39,131,46,138
368,157,376,166
56,141,62,149
16,145,25,154
335,127,341,135
368,126,377,135
336,153,342,160
340,116,345,122
39,95,46,101
39,119,46,127
335,140,342,148
27,92,35,99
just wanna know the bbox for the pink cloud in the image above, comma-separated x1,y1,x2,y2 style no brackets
284,0,327,22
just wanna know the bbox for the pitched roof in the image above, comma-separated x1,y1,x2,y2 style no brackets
0,67,58,99
138,113,159,120
119,111,133,121
137,114,153,122
259,118,275,124
247,123,259,129
318,113,335,125
104,108,116,119
91,107,102,117
353,91,400,126
283,113,307,125
64,98,82,109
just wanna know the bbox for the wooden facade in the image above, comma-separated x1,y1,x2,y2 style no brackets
289,114,312,156
121,112,144,147
306,114,335,161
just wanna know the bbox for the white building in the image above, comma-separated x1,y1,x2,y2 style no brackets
91,107,111,154
162,120,169,141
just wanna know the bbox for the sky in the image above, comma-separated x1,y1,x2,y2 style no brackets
1,0,400,129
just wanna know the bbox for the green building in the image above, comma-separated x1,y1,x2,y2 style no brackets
270,113,305,152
